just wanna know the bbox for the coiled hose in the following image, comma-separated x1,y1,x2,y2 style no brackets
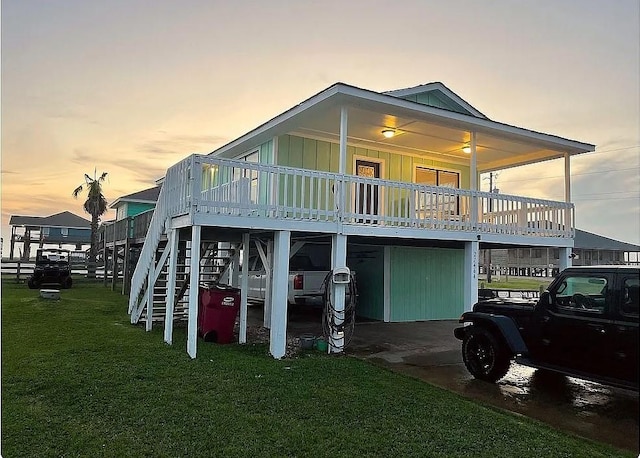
321,271,358,351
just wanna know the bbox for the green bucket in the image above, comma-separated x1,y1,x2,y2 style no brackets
314,338,328,352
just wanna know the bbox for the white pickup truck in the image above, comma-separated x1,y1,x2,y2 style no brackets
246,254,330,306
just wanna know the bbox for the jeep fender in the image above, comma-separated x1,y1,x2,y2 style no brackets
455,312,529,356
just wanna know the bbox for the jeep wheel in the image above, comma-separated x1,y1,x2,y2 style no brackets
28,278,38,289
462,327,511,382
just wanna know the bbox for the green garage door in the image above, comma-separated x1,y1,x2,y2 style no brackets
390,246,464,321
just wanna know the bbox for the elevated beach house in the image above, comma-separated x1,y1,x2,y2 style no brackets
127,82,594,359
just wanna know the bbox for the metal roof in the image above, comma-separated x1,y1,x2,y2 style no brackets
574,229,640,251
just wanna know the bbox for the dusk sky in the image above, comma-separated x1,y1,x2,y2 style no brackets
2,0,639,255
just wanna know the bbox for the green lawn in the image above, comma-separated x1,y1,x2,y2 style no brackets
2,279,631,457
479,277,553,290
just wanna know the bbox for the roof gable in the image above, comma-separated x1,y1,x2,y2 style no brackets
383,82,487,119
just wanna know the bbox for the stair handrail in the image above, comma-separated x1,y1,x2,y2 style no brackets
128,156,194,315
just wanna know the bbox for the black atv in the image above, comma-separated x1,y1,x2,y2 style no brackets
28,249,73,289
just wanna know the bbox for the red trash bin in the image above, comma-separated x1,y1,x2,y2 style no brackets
198,284,241,344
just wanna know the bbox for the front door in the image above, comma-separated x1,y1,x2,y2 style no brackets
355,160,380,222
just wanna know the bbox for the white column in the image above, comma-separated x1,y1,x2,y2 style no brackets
239,233,250,344
164,228,179,345
339,107,348,174
187,225,201,359
329,234,348,353
269,230,290,359
470,132,478,191
383,246,391,322
464,241,479,312
263,240,273,329
564,152,572,233
564,153,571,203
559,246,572,271
337,107,348,228
470,132,478,228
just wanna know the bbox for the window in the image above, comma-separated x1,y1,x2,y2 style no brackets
415,167,460,188
415,166,460,216
554,275,607,314
233,150,259,203
621,278,639,316
532,249,543,258
61,228,69,237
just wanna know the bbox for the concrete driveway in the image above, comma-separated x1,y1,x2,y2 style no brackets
280,309,639,453
344,319,639,453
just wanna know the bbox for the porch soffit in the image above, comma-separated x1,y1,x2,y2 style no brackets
213,83,594,172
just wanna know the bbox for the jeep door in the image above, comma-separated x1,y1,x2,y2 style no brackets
537,272,612,376
607,274,639,386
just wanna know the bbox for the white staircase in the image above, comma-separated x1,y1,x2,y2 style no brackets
129,228,238,325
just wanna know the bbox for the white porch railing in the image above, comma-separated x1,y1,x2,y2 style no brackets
159,154,574,238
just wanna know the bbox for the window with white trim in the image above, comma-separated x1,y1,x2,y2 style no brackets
415,166,460,216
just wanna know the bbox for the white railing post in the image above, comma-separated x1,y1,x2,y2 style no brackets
191,155,202,216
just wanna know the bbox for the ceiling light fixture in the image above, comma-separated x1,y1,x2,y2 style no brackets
382,129,395,138
462,144,471,154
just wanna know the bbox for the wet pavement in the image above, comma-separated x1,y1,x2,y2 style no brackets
278,308,640,453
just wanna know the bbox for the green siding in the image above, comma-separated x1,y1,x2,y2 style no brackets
127,202,155,217
389,247,464,321
259,139,273,164
399,90,474,116
276,134,469,189
347,245,384,320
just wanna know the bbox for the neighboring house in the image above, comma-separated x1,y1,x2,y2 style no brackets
8,211,91,260
482,229,640,277
109,186,161,221
127,81,595,359
97,186,162,292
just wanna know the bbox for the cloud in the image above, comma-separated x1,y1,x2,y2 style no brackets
1,169,19,175
136,134,228,156
69,148,110,167
171,134,228,146
109,158,168,184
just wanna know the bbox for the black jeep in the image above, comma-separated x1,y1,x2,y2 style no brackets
455,266,639,391
28,249,73,289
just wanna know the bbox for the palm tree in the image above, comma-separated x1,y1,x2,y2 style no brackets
73,170,108,278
